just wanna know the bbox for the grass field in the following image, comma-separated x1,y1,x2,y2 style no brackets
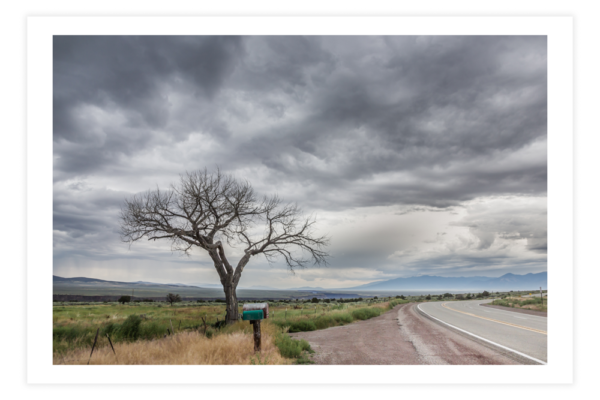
53,297,410,365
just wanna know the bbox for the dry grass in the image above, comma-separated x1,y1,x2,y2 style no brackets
54,327,290,365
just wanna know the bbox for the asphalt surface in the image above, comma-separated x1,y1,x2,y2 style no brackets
418,299,547,363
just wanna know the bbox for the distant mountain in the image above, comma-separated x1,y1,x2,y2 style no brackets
166,283,197,287
53,276,119,284
243,285,279,290
291,286,325,290
346,272,547,291
53,275,197,288
188,283,223,289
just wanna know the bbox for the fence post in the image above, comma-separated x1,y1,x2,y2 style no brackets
106,333,118,363
87,328,100,365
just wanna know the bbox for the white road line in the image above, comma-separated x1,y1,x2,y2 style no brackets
476,303,547,320
417,303,546,365
466,304,545,328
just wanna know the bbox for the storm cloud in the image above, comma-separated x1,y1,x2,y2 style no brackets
53,36,547,288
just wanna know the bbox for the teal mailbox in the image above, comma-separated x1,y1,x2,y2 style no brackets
242,303,269,352
242,310,264,321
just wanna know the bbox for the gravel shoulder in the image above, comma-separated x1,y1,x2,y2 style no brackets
290,303,520,365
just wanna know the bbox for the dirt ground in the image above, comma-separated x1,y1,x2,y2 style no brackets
290,303,520,365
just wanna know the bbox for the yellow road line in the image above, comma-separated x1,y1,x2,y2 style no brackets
441,303,547,335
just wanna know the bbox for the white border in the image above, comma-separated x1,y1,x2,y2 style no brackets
28,16,573,384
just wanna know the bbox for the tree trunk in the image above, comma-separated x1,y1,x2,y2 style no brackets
224,284,239,324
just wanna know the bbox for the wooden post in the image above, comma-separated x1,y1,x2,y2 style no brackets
251,320,261,352
87,328,100,365
201,316,207,334
540,287,543,305
106,334,118,363
170,319,175,334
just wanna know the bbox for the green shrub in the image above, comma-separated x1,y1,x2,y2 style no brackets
313,315,335,330
332,312,353,324
101,322,118,337
275,334,312,359
387,299,409,309
288,320,317,333
120,314,142,341
139,321,167,339
351,307,382,320
53,324,96,345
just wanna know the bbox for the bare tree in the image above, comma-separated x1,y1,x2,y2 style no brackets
120,169,329,324
166,293,181,306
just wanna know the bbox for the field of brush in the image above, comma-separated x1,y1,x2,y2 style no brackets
489,295,548,312
53,297,410,365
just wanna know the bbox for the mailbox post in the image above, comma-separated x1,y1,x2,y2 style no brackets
252,319,261,351
242,303,269,352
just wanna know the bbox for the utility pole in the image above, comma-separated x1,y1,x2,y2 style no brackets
540,287,543,305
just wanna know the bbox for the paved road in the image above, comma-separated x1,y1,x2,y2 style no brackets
418,299,547,363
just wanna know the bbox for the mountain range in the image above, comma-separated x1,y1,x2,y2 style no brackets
54,271,547,292
53,275,201,288
345,272,547,291
53,276,312,291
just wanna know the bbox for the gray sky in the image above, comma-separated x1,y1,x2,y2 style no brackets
53,36,547,289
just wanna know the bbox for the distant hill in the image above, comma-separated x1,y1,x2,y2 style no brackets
346,272,547,291
245,285,279,290
188,282,223,289
53,275,198,288
291,286,325,290
53,275,318,301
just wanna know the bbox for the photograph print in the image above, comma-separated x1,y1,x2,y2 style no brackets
52,35,548,366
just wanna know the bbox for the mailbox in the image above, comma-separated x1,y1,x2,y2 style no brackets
242,303,269,353
242,310,264,321
242,303,269,319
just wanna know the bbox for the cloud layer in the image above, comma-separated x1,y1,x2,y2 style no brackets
53,36,547,287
